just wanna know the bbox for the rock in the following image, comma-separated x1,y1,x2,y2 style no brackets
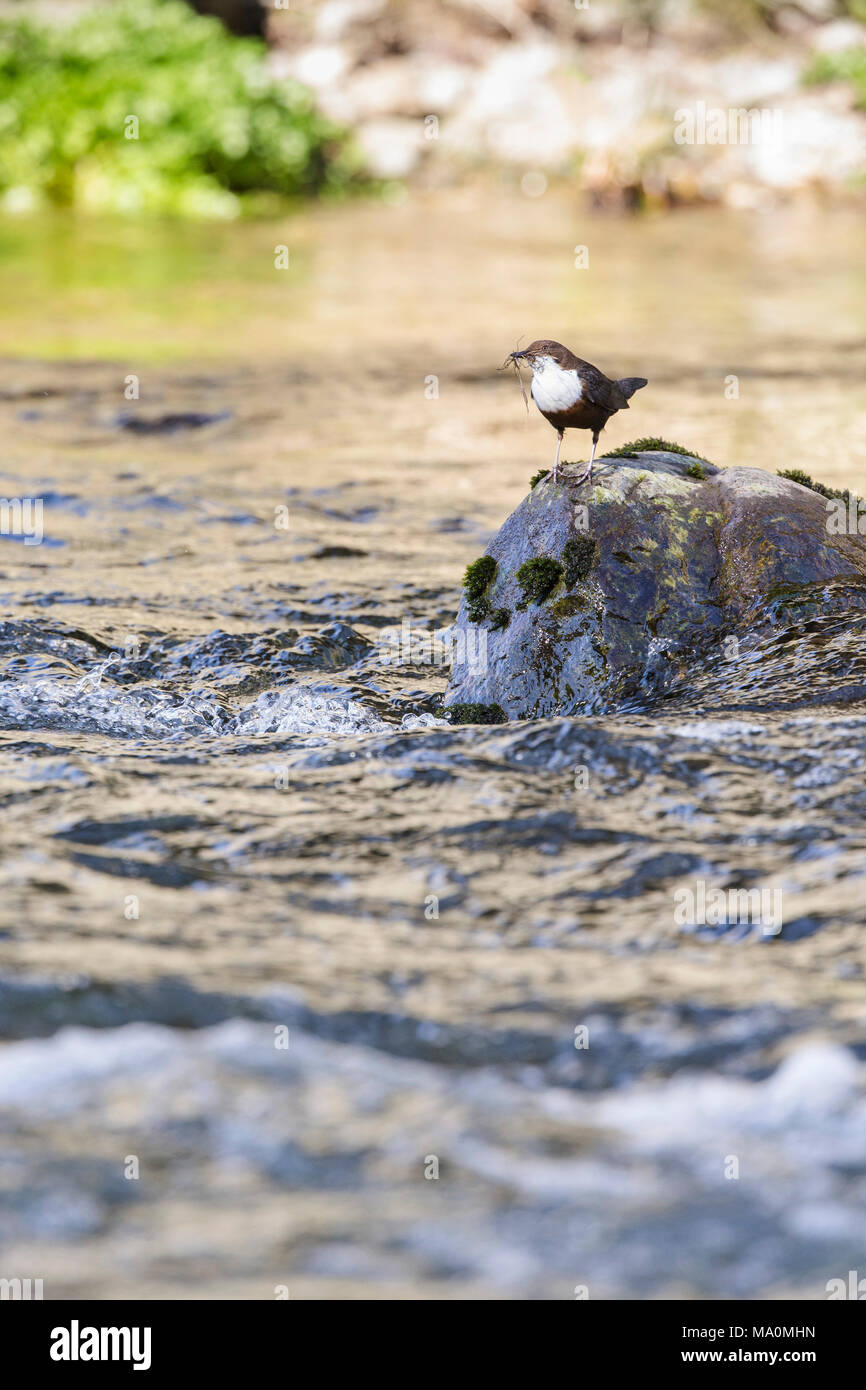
443,43,572,167
277,46,353,102
445,451,866,721
356,118,426,178
813,19,866,53
314,0,388,45
334,58,468,122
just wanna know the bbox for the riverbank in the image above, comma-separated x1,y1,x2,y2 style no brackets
273,0,866,208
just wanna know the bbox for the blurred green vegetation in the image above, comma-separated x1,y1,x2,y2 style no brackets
0,0,361,217
807,45,866,112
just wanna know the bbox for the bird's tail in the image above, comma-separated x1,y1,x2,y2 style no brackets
617,376,648,400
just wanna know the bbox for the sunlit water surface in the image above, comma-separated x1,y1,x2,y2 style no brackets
1,190,865,1299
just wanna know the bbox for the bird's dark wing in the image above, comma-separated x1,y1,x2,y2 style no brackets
569,356,629,412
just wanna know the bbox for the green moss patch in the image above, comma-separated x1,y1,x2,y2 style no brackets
489,607,510,630
446,702,507,725
550,594,588,619
515,556,563,608
777,468,850,505
562,535,598,585
463,555,497,623
529,468,550,489
806,48,866,110
601,438,711,464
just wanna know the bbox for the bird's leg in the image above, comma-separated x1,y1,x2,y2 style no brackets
574,432,600,487
552,429,564,481
587,431,599,483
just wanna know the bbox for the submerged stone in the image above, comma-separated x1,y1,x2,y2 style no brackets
445,451,866,720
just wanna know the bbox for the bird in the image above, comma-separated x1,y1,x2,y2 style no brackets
508,340,647,485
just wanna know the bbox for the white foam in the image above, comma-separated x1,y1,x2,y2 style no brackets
400,712,451,731
0,673,387,740
670,720,766,741
0,676,224,738
0,1023,182,1108
231,688,387,736
596,1042,863,1145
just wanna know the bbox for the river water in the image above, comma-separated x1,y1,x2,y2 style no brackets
1,189,865,1299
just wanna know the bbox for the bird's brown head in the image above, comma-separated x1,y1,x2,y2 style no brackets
509,340,570,367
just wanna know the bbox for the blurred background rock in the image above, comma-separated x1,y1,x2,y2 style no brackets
268,0,866,207
1,0,864,214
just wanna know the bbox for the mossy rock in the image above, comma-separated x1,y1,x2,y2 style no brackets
445,450,866,720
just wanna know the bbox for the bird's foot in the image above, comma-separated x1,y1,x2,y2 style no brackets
571,465,592,487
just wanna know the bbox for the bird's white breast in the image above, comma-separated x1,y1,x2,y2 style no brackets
530,356,583,414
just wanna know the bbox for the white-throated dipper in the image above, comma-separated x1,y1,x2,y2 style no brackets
509,340,648,484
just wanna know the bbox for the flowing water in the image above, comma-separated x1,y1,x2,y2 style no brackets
1,189,866,1299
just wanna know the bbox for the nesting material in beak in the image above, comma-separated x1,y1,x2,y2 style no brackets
500,350,530,414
